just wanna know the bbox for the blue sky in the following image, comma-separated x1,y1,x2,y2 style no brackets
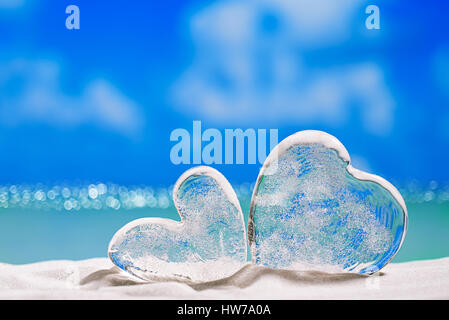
0,0,448,186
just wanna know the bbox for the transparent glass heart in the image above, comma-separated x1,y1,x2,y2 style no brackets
108,166,247,282
248,130,407,274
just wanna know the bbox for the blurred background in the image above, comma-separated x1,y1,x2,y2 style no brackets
0,0,448,264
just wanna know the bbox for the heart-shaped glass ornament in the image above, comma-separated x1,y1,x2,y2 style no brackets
248,130,407,274
108,166,247,282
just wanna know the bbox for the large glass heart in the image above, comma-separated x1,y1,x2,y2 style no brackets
248,130,407,274
108,166,247,282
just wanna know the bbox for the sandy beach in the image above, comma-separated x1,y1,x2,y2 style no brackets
0,257,448,299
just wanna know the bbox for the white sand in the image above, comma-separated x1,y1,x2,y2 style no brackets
0,257,448,299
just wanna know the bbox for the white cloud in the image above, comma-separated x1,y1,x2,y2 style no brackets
190,0,361,50
0,58,145,137
172,0,395,136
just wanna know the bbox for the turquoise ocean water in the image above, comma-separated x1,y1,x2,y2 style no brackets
0,182,448,264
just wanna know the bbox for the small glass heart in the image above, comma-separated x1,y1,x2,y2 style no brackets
108,166,247,282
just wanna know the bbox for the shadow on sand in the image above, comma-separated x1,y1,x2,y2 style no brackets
80,263,381,291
